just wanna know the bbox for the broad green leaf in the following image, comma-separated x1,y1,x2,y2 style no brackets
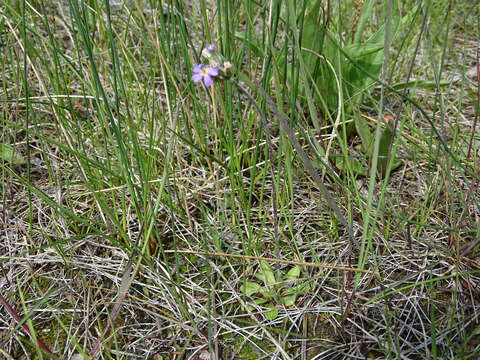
346,47,384,91
354,0,375,43
301,0,324,53
240,281,261,297
366,4,401,45
297,0,326,76
377,125,402,176
0,144,26,164
264,308,279,321
344,43,384,59
335,155,368,176
285,266,301,281
258,287,276,298
293,281,311,294
283,281,312,296
354,112,374,155
391,79,450,90
257,261,276,287
366,3,419,46
253,298,270,306
347,3,419,93
282,294,297,307
255,273,265,281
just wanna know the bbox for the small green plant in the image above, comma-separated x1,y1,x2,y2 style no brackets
240,261,311,320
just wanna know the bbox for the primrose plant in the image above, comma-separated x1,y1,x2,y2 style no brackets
240,261,311,321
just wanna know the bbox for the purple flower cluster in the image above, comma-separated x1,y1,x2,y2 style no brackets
191,43,225,88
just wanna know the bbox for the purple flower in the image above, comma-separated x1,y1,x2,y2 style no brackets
206,44,217,53
191,64,219,87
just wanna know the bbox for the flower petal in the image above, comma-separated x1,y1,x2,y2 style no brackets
192,64,204,73
203,75,214,87
192,73,203,83
207,67,219,76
